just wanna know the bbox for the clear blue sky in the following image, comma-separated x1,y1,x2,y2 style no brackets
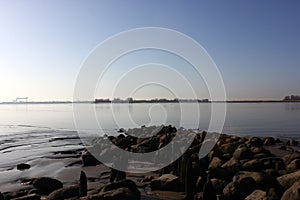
0,0,299,101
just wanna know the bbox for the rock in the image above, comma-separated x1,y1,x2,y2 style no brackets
244,190,267,200
208,157,223,170
281,181,300,200
33,177,63,195
150,174,180,191
233,171,277,190
243,159,263,171
100,179,140,199
47,185,79,200
140,176,154,183
79,171,87,197
83,187,139,200
223,177,256,200
243,157,285,171
11,194,40,200
208,167,233,181
246,137,263,147
277,170,300,188
221,158,242,174
81,151,99,166
268,188,282,200
283,153,300,165
286,139,299,146
286,159,300,172
3,191,27,199
210,179,227,194
264,137,276,146
233,147,253,160
17,163,31,171
261,157,285,170
203,179,217,200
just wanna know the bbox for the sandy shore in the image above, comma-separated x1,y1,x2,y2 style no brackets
0,125,300,200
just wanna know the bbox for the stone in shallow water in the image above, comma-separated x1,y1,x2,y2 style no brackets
17,163,31,171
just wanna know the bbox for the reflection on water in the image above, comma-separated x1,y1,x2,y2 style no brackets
285,103,300,111
0,103,299,137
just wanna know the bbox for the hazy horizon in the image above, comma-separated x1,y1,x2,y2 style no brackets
1,0,300,102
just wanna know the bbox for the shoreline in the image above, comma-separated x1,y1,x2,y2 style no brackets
0,125,299,199
1,100,300,105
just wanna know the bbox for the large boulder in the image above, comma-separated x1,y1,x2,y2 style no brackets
47,185,79,200
277,170,300,189
244,190,268,200
246,137,263,147
81,151,100,166
223,177,256,200
233,147,253,160
210,179,227,194
100,179,140,199
150,174,180,191
233,171,277,190
221,158,242,174
208,157,223,170
283,153,300,165
286,159,300,172
33,177,63,195
281,181,300,200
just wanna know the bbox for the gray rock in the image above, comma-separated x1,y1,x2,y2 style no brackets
33,177,63,195
281,181,300,200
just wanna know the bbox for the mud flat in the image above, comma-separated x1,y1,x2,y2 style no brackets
0,125,300,200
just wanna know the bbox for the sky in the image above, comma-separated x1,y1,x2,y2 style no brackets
0,0,299,102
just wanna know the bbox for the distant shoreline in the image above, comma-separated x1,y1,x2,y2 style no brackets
1,100,300,105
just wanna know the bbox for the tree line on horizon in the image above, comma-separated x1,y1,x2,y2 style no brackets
95,97,210,103
283,95,300,101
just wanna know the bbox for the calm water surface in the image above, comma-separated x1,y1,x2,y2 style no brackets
0,102,299,172
0,103,299,137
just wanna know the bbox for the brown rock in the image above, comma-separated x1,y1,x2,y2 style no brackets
277,170,300,189
47,185,79,200
208,157,223,170
11,194,40,200
281,181,300,200
244,190,267,200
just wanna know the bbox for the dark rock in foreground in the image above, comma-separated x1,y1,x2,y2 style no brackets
32,177,63,195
